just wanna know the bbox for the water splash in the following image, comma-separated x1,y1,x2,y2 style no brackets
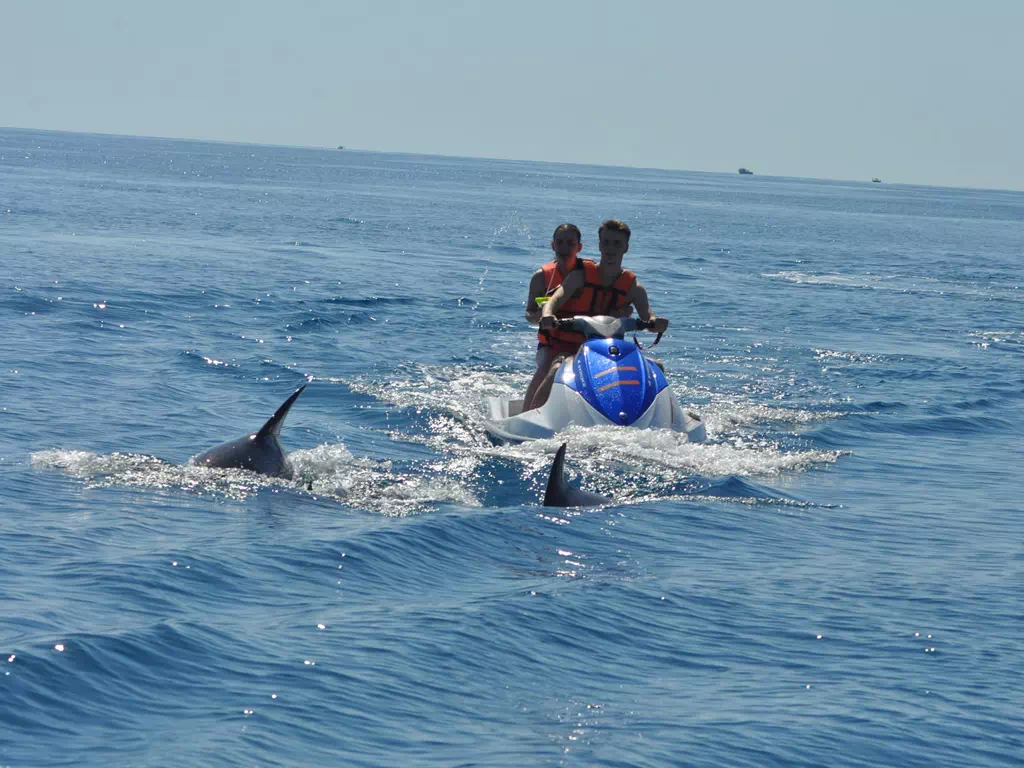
344,363,847,503
31,445,479,513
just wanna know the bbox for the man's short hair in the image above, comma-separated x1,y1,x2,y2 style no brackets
552,223,582,243
599,219,631,240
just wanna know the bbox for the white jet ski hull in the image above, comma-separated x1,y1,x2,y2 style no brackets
484,382,706,444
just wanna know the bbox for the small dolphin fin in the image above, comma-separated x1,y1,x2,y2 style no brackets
543,442,610,507
255,384,307,440
544,443,571,506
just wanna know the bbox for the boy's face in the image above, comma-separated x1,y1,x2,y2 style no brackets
598,229,629,268
551,230,582,259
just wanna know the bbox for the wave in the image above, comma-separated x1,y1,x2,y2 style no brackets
177,350,242,372
3,286,66,316
969,329,1023,351
30,445,478,514
319,295,420,308
486,244,532,256
763,271,1022,302
291,443,478,512
685,475,830,508
31,449,281,502
701,400,848,433
814,348,883,364
888,414,1015,437
31,352,848,512
344,363,848,503
283,314,339,332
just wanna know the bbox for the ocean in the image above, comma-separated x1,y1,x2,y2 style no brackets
1,127,1020,767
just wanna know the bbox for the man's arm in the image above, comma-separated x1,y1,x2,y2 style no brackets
525,270,546,325
627,281,668,333
539,270,585,328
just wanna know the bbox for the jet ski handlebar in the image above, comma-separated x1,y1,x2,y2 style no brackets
632,319,660,332
554,315,662,338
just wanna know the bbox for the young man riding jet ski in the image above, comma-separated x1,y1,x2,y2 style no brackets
533,218,669,410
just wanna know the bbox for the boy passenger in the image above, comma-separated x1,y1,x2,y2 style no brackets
522,223,589,410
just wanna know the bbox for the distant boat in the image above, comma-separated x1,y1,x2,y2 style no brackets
872,177,881,183
738,168,753,175
337,145,345,150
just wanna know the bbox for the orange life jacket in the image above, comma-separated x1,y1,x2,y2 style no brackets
537,256,593,349
581,261,637,316
538,260,637,351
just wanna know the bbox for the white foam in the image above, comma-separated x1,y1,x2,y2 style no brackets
814,348,881,364
347,364,526,450
763,271,886,288
31,449,283,501
290,443,479,514
344,363,847,496
700,400,846,434
764,271,1022,301
31,444,479,514
32,361,847,511
968,329,1023,349
480,426,843,486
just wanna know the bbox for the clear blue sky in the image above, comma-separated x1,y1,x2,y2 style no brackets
3,0,1022,190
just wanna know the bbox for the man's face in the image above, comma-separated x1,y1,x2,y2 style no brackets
599,229,629,268
551,230,581,259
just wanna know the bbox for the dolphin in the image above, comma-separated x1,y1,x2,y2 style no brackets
543,442,610,507
191,385,306,479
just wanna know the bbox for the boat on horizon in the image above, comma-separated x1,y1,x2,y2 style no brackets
872,177,881,183
738,168,753,175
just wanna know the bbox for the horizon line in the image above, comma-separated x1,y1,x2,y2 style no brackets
3,124,1021,196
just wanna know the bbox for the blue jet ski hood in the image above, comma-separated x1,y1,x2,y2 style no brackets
557,338,669,425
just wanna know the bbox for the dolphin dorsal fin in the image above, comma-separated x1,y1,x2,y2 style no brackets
256,384,307,440
543,442,610,507
544,443,572,506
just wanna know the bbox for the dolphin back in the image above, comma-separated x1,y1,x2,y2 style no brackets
543,442,610,507
191,384,307,479
192,433,292,477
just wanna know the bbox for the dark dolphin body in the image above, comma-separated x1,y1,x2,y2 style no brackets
191,385,306,479
543,442,610,507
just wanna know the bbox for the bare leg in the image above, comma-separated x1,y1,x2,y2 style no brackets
523,346,556,411
532,354,567,410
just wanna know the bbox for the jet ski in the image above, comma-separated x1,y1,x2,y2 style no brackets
484,316,706,444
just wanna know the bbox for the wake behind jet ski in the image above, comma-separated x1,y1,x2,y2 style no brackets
485,316,706,444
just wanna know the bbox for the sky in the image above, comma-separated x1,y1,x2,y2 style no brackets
2,0,1022,190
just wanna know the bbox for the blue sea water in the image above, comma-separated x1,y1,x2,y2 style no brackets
1,127,1021,767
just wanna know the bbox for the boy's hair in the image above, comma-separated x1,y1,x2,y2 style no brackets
598,219,631,240
552,223,582,243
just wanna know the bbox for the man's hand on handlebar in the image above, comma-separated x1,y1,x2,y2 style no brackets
539,316,557,331
649,317,669,334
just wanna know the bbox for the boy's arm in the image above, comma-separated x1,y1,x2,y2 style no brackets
525,270,546,325
628,281,669,333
